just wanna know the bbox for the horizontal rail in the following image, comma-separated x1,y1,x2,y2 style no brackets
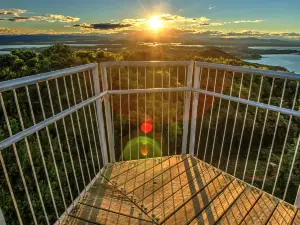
0,91,107,151
108,87,190,95
192,88,300,117
110,87,300,118
196,61,300,81
0,63,97,92
101,61,193,68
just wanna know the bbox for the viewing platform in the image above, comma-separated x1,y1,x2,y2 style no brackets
0,61,300,224
63,155,299,225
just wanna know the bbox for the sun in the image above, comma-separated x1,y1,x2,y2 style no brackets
148,16,163,30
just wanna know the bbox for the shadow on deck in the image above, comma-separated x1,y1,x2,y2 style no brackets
63,155,300,225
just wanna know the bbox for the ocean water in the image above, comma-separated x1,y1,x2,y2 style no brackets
249,46,300,51
245,54,300,74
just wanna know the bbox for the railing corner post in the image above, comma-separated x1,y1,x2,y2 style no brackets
92,64,109,166
0,207,7,225
181,61,194,155
100,64,116,163
189,64,201,156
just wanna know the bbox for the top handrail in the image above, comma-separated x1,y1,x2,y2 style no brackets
101,61,193,68
196,61,300,81
2,61,298,93
0,63,98,92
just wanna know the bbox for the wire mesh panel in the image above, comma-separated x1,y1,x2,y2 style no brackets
101,61,193,162
0,64,106,225
191,61,300,204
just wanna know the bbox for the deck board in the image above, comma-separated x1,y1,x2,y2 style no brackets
64,155,299,225
292,210,300,224
216,187,261,225
240,193,278,224
139,159,210,211
267,202,296,225
162,174,233,224
189,180,246,224
132,156,199,200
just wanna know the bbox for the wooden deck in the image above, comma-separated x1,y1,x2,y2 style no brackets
63,155,300,224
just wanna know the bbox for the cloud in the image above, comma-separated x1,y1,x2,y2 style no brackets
158,14,210,22
74,23,132,30
0,27,22,34
0,8,80,23
233,20,265,24
42,14,80,22
1,25,300,40
0,9,26,16
121,18,147,26
208,22,224,26
209,5,216,10
7,16,31,22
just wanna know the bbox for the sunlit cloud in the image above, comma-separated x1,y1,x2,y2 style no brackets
0,9,27,16
0,8,80,23
208,22,224,26
158,14,210,22
1,25,300,40
209,5,216,10
233,20,266,24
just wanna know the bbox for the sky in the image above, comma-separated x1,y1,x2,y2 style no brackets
0,0,300,40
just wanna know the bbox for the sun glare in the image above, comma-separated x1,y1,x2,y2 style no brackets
148,16,163,30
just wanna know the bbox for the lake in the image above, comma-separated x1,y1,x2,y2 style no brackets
245,54,300,74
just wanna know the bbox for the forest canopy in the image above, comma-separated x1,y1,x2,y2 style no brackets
0,44,299,224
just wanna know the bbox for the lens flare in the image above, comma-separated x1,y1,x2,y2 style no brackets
140,144,149,156
123,136,161,160
141,118,153,133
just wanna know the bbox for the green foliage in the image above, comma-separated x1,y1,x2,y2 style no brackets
0,44,299,224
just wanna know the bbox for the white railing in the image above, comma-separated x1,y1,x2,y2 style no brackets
0,61,299,224
190,61,300,203
0,63,107,225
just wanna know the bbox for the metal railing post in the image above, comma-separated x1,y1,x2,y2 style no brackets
100,64,116,162
0,207,7,225
181,61,194,154
189,65,201,156
92,64,109,165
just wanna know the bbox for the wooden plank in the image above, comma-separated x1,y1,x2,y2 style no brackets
106,159,145,179
71,203,152,225
189,180,246,224
240,193,278,224
216,187,261,225
80,182,152,221
107,156,172,185
80,158,153,222
107,156,175,180
151,172,231,223
162,174,233,224
267,202,296,225
62,216,95,225
139,159,211,211
292,210,300,224
119,155,188,192
131,156,199,200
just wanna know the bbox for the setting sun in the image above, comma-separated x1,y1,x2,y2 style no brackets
148,16,163,30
